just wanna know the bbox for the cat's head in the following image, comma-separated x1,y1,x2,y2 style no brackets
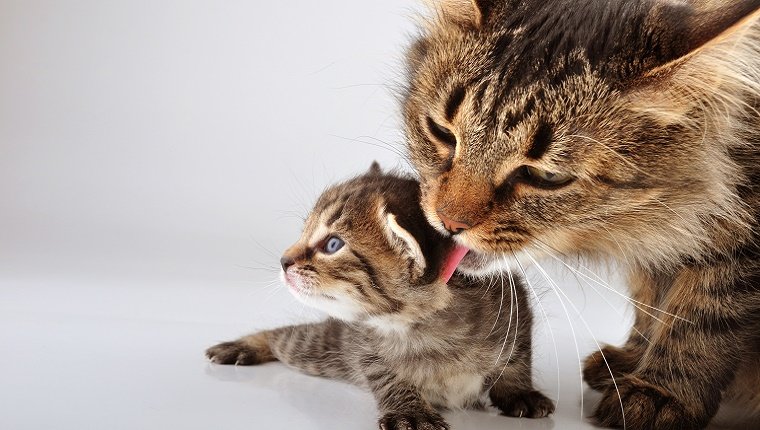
280,163,454,323
404,0,760,274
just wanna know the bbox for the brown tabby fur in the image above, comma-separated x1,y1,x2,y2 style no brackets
206,165,554,430
402,1,760,429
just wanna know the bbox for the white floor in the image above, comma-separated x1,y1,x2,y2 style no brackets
0,259,641,430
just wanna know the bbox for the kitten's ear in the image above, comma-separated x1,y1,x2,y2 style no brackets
367,161,382,176
378,204,426,275
424,0,498,27
642,1,760,73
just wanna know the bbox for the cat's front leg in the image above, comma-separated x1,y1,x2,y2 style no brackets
592,266,758,430
584,270,662,391
362,357,449,430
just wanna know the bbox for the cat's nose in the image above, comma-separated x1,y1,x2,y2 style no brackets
437,210,471,234
280,256,296,272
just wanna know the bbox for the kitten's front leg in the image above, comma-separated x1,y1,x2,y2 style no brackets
206,321,352,380
206,332,276,365
592,266,758,430
488,343,554,418
362,357,449,430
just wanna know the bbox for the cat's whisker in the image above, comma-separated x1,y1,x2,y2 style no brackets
487,265,508,337
566,134,653,179
488,262,521,391
504,255,563,406
524,250,627,429
514,252,587,421
329,134,410,161
532,240,692,325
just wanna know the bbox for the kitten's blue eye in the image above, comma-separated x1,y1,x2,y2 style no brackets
322,236,344,255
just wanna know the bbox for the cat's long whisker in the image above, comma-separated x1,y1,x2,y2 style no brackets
566,134,653,179
524,250,627,430
487,265,508,337
329,134,410,161
504,254,562,406
514,252,587,421
532,240,692,325
488,261,521,392
532,248,653,347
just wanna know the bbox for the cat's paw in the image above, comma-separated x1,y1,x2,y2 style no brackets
205,340,266,365
492,390,555,418
583,345,640,391
593,375,706,430
378,411,449,430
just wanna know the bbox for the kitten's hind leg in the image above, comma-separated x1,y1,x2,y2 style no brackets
206,332,276,365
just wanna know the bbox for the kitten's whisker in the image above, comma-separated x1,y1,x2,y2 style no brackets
524,250,626,429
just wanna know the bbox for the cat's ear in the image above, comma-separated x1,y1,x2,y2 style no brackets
629,1,760,121
377,203,426,275
367,161,382,176
641,1,760,73
424,0,497,27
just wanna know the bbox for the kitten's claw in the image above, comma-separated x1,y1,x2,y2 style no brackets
492,390,555,419
205,340,262,366
378,411,450,430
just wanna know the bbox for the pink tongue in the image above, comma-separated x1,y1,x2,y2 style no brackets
440,245,469,283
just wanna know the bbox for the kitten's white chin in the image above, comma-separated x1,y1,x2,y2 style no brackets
281,271,364,322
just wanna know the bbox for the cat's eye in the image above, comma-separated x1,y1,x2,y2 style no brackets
321,236,345,255
426,117,457,148
523,166,574,187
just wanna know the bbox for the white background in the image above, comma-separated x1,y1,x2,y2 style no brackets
0,1,743,429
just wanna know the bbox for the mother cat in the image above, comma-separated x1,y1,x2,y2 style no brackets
402,0,760,429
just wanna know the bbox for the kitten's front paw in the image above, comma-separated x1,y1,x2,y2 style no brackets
493,390,555,418
594,375,706,430
583,345,640,391
378,411,449,430
205,340,265,365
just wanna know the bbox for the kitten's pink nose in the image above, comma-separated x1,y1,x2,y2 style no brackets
437,210,471,234
280,256,296,271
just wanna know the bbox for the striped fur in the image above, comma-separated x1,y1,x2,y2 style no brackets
206,166,553,429
403,1,760,429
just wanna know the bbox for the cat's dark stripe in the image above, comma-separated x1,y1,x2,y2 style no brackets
445,87,466,122
502,95,537,132
526,121,553,160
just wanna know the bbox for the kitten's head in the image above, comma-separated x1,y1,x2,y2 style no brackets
280,163,454,322
404,0,760,274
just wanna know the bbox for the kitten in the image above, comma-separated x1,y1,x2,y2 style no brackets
402,1,760,429
206,163,554,429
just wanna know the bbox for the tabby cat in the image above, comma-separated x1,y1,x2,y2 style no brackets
206,164,554,430
402,1,760,429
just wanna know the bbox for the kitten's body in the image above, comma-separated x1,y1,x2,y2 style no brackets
207,167,553,429
402,1,760,429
